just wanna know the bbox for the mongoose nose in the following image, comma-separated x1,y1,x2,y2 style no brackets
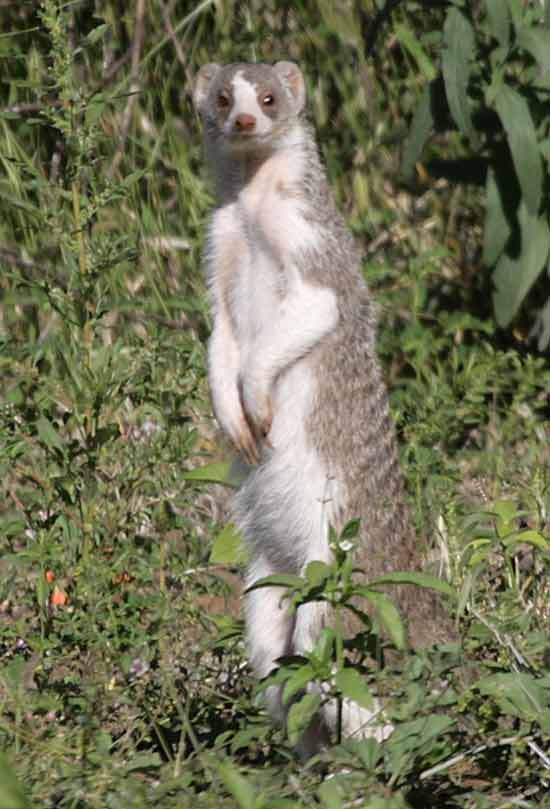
234,113,256,132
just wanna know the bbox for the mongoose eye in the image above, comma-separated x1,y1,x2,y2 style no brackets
262,94,275,106
217,93,230,109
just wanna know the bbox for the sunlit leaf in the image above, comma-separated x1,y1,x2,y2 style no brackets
287,692,322,746
442,8,477,142
209,523,244,565
334,668,374,710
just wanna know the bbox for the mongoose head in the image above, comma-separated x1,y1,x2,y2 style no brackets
193,62,306,154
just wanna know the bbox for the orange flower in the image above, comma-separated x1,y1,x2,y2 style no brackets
50,586,69,607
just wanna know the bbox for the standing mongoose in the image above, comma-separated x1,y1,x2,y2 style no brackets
193,61,449,754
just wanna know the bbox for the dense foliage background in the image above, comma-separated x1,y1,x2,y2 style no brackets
0,1,549,807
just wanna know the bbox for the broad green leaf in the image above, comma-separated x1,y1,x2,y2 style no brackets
209,523,244,565
124,752,161,771
183,461,236,487
505,0,524,30
85,23,109,45
0,755,29,809
442,8,477,142
390,714,455,745
516,27,550,74
491,498,517,537
282,664,316,705
36,415,65,454
316,628,336,665
482,166,511,267
468,549,491,567
394,23,437,82
366,571,454,598
305,560,331,586
334,667,374,710
386,715,454,780
502,530,549,551
341,519,361,541
245,573,304,592
476,672,550,722
359,589,406,649
402,84,434,179
492,203,550,326
485,0,511,48
318,778,344,809
493,85,542,215
539,138,550,162
346,737,382,770
214,760,256,809
287,692,322,746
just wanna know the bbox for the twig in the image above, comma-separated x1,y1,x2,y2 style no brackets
420,735,521,780
158,0,187,70
527,739,550,769
495,787,542,809
469,608,530,671
107,0,146,179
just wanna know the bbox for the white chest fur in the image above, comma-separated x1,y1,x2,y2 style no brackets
208,144,321,345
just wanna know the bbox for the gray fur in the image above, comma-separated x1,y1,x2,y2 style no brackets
194,61,451,755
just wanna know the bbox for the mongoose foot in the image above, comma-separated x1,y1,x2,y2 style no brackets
234,416,261,465
238,377,274,452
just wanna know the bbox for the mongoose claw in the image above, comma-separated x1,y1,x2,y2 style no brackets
248,402,273,449
234,418,260,465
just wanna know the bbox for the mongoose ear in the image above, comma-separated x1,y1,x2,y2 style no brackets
193,63,222,115
274,61,306,113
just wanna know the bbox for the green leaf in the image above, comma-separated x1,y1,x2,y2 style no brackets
483,167,511,267
0,755,29,809
287,692,322,746
394,23,437,82
392,715,455,744
492,203,550,326
442,7,477,142
341,519,361,541
485,0,511,48
516,27,550,74
209,523,245,565
36,415,65,455
347,737,382,770
183,461,236,487
214,760,256,809
493,85,542,215
476,672,550,723
386,714,455,780
402,84,435,179
334,668,374,710
505,0,524,30
358,589,406,649
245,574,304,592
282,664,316,705
316,628,336,666
318,778,344,809
502,530,549,551
85,23,109,45
124,752,162,772
366,571,454,598
491,498,517,537
305,560,331,586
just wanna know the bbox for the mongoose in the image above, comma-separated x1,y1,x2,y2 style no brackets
193,61,450,754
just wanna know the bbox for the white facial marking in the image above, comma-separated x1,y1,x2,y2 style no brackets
230,71,273,137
